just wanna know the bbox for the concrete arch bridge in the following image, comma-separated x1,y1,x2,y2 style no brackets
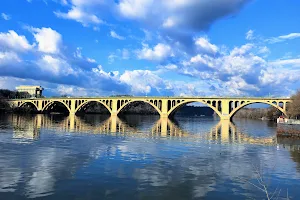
8,96,290,120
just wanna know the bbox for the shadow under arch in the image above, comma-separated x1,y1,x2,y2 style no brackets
42,100,71,114
229,101,286,119
117,100,162,116
19,101,39,111
167,100,221,118
75,100,112,115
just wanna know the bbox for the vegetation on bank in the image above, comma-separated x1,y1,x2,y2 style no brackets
0,89,31,113
277,127,300,137
287,90,300,119
233,107,281,120
0,89,31,99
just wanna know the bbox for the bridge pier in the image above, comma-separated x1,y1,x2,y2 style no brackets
220,115,231,121
111,112,118,117
160,112,169,118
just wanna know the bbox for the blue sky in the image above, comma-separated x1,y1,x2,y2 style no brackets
0,0,300,97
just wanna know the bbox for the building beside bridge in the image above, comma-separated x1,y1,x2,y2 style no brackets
16,85,44,98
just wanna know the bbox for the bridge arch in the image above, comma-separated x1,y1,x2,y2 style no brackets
42,100,71,113
75,100,112,114
19,101,39,111
229,100,286,119
117,100,162,116
167,100,222,118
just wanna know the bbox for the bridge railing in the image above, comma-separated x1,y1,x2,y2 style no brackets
8,96,291,100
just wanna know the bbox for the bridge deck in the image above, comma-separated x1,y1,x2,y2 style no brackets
9,96,290,100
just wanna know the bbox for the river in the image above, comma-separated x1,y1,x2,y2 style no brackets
0,114,300,199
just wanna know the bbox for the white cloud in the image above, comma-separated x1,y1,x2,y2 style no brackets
1,13,11,20
278,33,300,40
53,0,108,27
257,46,270,55
0,28,131,95
70,0,106,7
267,32,300,43
0,51,21,65
91,65,120,86
37,55,75,76
118,0,153,19
137,43,173,61
107,48,130,63
189,54,212,65
176,36,300,96
195,37,218,54
52,0,249,34
270,58,300,67
74,47,82,58
179,42,274,95
0,30,33,52
245,30,254,40
185,43,264,77
54,7,102,26
120,70,164,94
56,85,88,96
110,31,125,40
162,17,176,28
32,27,62,54
159,64,178,70
230,43,253,56
225,76,259,95
108,53,117,64
118,0,249,32
87,58,96,63
259,67,300,86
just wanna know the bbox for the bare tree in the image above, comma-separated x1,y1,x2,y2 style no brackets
287,90,300,119
238,165,289,200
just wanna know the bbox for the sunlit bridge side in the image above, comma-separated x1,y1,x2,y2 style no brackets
8,97,291,121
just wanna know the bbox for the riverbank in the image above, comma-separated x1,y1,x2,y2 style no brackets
277,118,300,125
277,124,300,138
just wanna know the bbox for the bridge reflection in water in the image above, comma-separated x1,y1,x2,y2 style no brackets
9,114,300,149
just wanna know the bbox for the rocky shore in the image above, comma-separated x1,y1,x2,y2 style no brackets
277,124,300,138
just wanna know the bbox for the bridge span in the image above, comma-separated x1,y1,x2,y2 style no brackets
8,96,290,120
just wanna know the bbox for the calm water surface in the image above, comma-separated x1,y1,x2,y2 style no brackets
0,114,300,199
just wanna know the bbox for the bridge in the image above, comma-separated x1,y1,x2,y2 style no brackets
8,96,291,120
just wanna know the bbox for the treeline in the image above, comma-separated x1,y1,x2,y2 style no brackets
81,102,214,116
77,101,159,115
0,89,31,99
118,101,158,115
0,89,31,113
175,106,214,116
233,107,281,120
